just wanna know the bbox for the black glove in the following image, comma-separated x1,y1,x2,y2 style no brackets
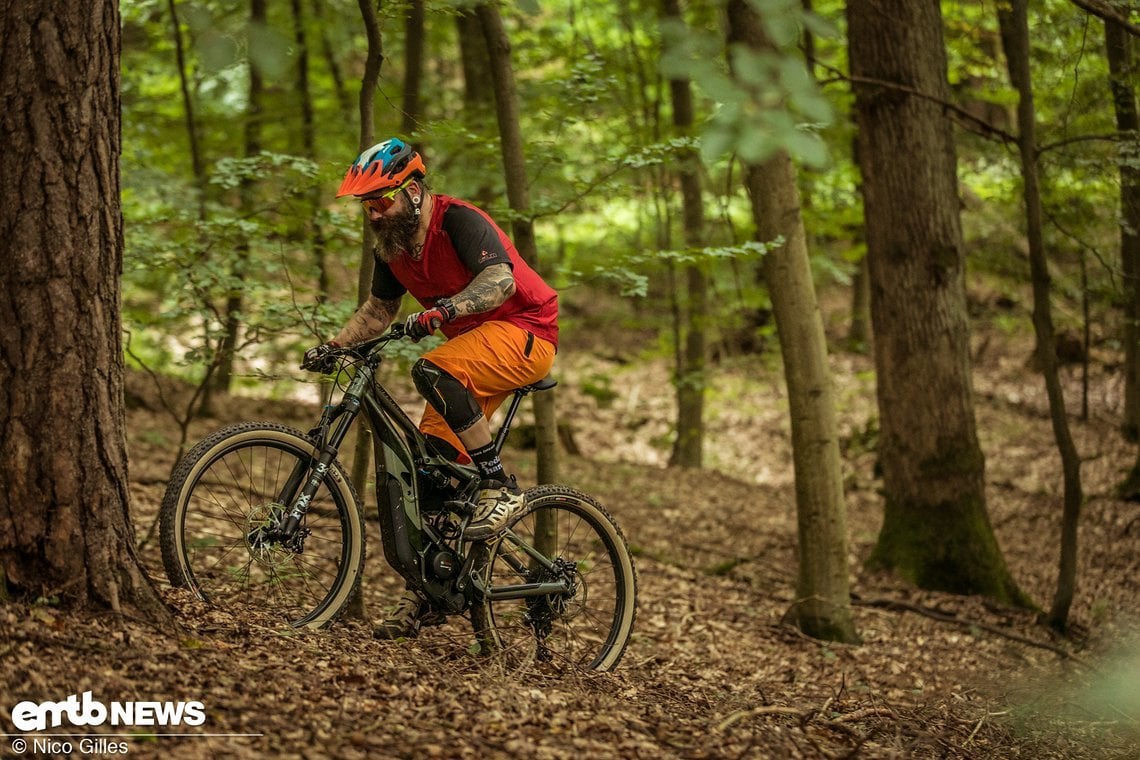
301,341,341,373
403,299,456,342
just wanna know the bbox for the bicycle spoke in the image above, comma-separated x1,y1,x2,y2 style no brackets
473,489,636,671
164,428,362,628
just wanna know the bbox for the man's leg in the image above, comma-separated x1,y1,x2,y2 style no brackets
413,321,554,538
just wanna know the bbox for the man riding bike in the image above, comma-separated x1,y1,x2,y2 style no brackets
304,138,558,639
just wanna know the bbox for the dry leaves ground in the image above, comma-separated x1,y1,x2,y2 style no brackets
2,318,1138,759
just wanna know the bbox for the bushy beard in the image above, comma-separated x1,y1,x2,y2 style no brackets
370,202,420,263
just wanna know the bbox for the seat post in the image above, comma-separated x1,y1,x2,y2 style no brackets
492,389,528,453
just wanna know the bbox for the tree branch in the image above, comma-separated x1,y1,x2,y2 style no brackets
854,597,1096,671
1069,0,1140,38
815,61,1018,145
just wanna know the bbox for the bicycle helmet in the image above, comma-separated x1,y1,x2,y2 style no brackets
336,138,426,198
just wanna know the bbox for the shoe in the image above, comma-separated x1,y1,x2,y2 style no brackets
465,477,526,540
373,590,446,640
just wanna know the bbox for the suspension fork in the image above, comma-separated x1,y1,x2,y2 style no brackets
277,367,371,537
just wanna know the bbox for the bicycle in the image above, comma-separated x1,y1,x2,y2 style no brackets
159,325,637,671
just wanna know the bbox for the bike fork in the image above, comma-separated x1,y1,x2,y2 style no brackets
278,385,365,538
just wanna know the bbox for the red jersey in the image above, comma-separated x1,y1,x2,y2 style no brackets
372,195,558,347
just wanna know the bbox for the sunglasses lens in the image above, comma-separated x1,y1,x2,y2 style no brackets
362,196,392,214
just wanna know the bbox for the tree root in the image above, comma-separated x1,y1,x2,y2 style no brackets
853,596,1095,671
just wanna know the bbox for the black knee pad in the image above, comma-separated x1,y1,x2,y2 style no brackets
411,359,483,434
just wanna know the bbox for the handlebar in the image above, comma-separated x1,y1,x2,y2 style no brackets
301,325,407,373
352,324,406,357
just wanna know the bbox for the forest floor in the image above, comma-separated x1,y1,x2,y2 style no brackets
2,308,1139,759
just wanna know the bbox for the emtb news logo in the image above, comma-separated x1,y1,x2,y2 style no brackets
10,691,206,731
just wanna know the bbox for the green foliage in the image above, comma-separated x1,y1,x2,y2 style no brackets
559,240,777,298
660,0,835,167
116,0,1131,398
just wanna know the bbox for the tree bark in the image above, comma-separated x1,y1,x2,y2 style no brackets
0,0,169,623
476,2,560,487
346,0,385,622
847,0,1028,604
727,0,859,643
663,0,708,470
212,0,267,397
847,255,872,352
1103,10,1140,497
311,0,352,117
999,0,1084,631
402,0,426,135
455,9,497,209
292,0,329,300
457,9,494,116
166,0,207,222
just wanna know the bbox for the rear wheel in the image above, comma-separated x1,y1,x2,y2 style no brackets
470,486,637,671
159,422,365,628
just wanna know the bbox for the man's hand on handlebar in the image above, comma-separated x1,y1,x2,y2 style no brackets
301,341,341,374
403,298,457,342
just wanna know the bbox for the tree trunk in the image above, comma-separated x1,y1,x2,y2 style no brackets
402,0,426,135
346,0,385,622
727,0,859,644
847,0,1028,604
292,0,329,300
455,9,497,209
0,0,169,623
847,254,872,353
1104,12,1140,498
457,10,494,116
350,0,384,509
312,0,352,118
477,2,560,487
166,0,207,222
213,0,266,397
999,0,1083,631
663,0,708,470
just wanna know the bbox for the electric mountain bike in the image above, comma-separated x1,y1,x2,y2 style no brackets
158,325,637,671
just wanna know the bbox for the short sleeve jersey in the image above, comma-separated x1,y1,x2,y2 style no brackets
370,195,558,347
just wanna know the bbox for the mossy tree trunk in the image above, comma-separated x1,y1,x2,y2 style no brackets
847,0,1028,605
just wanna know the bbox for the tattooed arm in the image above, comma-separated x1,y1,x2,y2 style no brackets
448,263,516,317
333,295,402,346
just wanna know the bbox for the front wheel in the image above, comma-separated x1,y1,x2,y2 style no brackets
469,486,637,671
159,422,365,628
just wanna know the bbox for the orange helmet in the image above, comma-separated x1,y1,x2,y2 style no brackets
336,138,426,198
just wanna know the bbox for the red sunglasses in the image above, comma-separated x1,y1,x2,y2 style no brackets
360,181,412,214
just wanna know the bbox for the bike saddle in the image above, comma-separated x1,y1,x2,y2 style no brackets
520,376,557,394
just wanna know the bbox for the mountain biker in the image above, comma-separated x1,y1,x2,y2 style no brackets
304,137,558,639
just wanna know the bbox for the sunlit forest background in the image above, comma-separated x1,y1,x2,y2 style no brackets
4,1,1136,756
119,0,1126,411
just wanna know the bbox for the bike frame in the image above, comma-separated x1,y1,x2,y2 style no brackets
283,329,561,615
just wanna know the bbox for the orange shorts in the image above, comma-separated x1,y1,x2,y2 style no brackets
418,321,555,462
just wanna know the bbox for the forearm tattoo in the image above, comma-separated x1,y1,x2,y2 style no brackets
334,296,401,346
451,264,516,317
